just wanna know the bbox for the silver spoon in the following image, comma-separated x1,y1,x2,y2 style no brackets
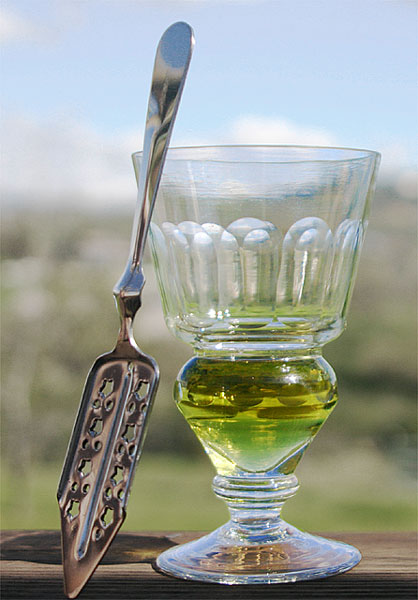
57,22,194,598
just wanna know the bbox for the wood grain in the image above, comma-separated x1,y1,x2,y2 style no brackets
1,530,416,599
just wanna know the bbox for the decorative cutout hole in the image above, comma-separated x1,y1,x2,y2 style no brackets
67,499,80,520
93,527,103,541
118,489,125,500
134,380,149,400
122,424,136,443
110,466,124,486
127,401,136,414
104,487,112,500
117,444,125,455
94,440,102,451
81,439,89,449
92,398,101,409
71,482,78,492
105,399,114,411
99,379,114,398
128,444,136,457
78,459,92,477
100,506,114,528
89,418,103,437
82,483,90,494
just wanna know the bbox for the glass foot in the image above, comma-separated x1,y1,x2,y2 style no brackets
156,521,361,584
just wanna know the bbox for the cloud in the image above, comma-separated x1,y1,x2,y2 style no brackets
0,7,40,44
176,114,339,148
0,4,86,46
0,113,140,210
3,113,338,210
197,115,416,200
377,141,417,199
1,112,415,211
227,115,338,147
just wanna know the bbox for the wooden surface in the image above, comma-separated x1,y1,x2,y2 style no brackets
0,530,416,599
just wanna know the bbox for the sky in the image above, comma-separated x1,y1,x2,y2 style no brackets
1,0,417,210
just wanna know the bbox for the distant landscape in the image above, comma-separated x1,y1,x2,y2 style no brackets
1,184,416,531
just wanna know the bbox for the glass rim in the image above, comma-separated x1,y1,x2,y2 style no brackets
132,144,381,165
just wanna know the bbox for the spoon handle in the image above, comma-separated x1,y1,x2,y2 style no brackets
121,22,194,289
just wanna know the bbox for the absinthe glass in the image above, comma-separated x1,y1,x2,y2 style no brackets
134,145,380,584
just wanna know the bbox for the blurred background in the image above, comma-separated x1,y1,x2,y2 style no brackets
1,0,416,532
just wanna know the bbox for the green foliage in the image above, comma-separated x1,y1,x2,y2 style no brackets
1,186,416,530
1,450,415,531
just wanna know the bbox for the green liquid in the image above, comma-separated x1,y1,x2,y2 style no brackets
175,356,337,475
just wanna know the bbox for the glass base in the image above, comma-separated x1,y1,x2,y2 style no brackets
156,520,361,584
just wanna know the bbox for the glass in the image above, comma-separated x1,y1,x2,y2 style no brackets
133,145,380,584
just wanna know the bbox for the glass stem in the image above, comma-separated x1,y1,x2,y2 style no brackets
212,473,300,540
